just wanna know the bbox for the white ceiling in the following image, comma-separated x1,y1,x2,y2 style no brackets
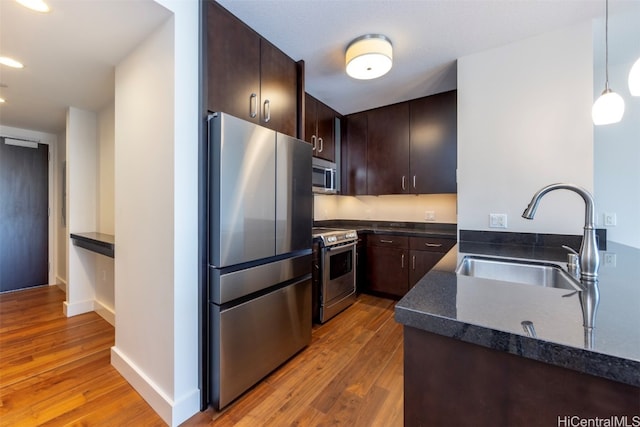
0,0,171,134
0,0,637,135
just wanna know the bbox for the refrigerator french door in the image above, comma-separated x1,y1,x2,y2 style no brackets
207,112,312,409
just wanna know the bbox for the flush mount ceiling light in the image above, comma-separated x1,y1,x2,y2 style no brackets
592,0,624,125
0,56,24,69
15,0,50,12
345,34,392,80
629,57,640,96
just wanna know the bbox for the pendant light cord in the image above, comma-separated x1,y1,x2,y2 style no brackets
605,0,610,90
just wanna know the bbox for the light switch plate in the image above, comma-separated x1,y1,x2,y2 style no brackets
489,213,508,228
604,212,617,226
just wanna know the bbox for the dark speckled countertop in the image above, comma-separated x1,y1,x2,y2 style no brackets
313,220,457,239
395,235,640,387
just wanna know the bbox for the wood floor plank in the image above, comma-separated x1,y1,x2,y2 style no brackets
184,293,403,427
0,286,165,427
1,286,404,427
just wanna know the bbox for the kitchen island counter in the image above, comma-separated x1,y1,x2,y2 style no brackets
395,236,640,425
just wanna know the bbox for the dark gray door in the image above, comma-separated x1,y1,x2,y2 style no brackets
0,139,49,292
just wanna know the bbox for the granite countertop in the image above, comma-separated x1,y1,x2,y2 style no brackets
395,239,640,387
313,220,457,239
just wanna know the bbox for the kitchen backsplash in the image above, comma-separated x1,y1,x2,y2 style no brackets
314,194,457,223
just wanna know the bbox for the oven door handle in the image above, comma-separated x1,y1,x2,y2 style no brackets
325,242,357,254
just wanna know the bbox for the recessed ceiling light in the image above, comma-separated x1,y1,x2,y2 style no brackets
15,0,50,13
0,56,24,69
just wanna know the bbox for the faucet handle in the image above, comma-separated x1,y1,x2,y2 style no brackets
562,245,580,277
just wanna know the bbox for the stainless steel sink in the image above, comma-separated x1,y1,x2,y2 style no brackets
456,256,583,291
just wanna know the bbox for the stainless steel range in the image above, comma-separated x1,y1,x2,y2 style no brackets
312,227,358,323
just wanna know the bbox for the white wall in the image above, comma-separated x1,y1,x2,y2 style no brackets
593,5,640,248
314,194,457,224
111,0,200,423
457,22,594,236
95,102,115,323
65,107,98,316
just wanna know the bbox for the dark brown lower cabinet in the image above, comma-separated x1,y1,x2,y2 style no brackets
404,326,640,427
366,245,408,297
409,250,445,288
365,234,455,298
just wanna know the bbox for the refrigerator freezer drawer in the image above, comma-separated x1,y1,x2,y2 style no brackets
210,276,312,409
209,252,311,305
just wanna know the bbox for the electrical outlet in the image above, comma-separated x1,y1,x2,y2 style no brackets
489,213,508,228
425,211,436,221
604,212,617,226
603,252,616,267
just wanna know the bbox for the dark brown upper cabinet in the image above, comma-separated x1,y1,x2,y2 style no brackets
206,1,298,137
305,93,337,161
367,102,410,195
342,111,368,195
344,90,457,196
409,90,457,194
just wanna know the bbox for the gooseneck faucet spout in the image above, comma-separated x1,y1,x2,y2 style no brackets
522,183,599,283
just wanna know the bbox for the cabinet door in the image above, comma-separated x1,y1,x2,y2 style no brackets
207,2,260,122
409,250,446,288
366,246,408,298
356,235,367,293
315,100,335,162
367,102,410,195
409,90,457,193
260,39,297,137
343,111,368,195
304,93,318,151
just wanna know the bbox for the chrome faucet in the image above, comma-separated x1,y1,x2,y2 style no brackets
522,183,600,283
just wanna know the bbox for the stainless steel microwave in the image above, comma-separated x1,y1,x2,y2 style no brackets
312,157,337,194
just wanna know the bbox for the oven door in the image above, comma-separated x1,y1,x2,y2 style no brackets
322,242,356,304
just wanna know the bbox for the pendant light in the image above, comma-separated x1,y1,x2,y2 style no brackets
592,0,625,125
629,57,640,96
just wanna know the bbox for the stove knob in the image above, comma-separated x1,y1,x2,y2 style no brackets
328,236,337,243
346,232,356,239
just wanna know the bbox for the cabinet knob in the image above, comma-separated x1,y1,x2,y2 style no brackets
318,137,324,153
413,175,416,189
401,253,405,268
380,239,393,244
424,243,443,248
402,176,406,190
412,255,416,270
249,93,257,118
311,135,317,151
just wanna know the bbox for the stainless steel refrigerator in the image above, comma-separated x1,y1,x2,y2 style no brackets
207,112,312,409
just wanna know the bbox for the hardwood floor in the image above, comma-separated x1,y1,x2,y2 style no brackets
0,286,403,426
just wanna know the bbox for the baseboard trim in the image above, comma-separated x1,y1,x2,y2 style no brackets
63,299,94,317
54,277,67,293
94,300,115,326
110,347,200,426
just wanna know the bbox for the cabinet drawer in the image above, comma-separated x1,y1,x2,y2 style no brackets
409,237,455,252
368,235,408,249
